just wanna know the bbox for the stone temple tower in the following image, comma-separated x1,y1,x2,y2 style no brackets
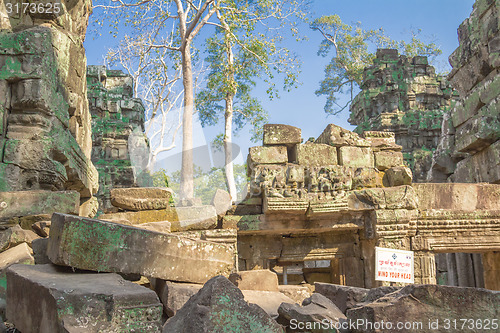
349,49,458,181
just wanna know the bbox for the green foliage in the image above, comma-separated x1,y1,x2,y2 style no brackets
168,164,248,204
197,0,305,142
151,168,170,187
310,15,442,115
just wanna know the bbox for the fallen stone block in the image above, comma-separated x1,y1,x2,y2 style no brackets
243,290,296,319
0,225,39,252
229,269,279,291
0,190,79,221
163,275,283,332
278,285,312,304
347,284,500,333
263,124,301,146
316,124,370,147
374,150,403,171
110,187,173,211
277,293,346,332
137,221,172,233
47,213,234,284
100,205,217,231
6,264,163,333
154,280,202,317
314,282,399,314
31,238,50,264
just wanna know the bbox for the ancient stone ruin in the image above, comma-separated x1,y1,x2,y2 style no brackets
349,49,458,182
0,0,498,331
87,65,152,213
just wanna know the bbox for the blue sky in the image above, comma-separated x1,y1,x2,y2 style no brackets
85,0,475,172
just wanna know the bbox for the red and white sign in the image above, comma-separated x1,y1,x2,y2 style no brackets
375,247,414,283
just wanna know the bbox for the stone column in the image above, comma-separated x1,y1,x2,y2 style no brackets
446,253,458,286
414,252,436,284
455,253,475,287
483,251,500,291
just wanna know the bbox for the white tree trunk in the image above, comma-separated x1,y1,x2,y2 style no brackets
180,41,194,200
224,33,237,202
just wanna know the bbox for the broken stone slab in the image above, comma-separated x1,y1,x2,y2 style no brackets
316,124,371,147
0,243,34,308
6,264,163,333
314,282,399,314
79,196,99,218
110,187,173,211
363,131,402,151
278,285,312,304
47,213,234,284
347,284,500,333
383,166,413,186
153,279,202,317
263,124,301,147
277,293,347,332
0,225,39,252
242,290,296,319
100,205,217,231
31,238,50,265
211,189,233,216
295,143,338,166
162,275,283,332
229,269,279,291
0,190,79,221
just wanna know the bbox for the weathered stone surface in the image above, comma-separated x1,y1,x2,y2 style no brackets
47,213,234,283
278,285,312,304
263,124,301,146
363,131,402,151
374,150,403,171
242,290,296,318
6,264,163,333
350,186,418,210
383,166,412,186
249,146,288,168
137,221,172,233
277,293,346,332
88,65,153,213
338,146,374,168
350,49,456,181
110,187,172,211
351,167,383,189
211,189,233,216
15,214,51,231
0,225,39,252
316,124,370,147
162,275,283,333
347,284,500,333
295,143,338,166
0,191,79,221
79,196,99,218
229,269,279,291
154,280,202,317
31,238,50,265
314,283,399,314
0,243,34,305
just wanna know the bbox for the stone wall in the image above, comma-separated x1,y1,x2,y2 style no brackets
87,65,152,213
350,49,458,182
0,0,97,200
429,0,500,184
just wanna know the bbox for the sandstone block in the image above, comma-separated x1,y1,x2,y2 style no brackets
163,276,282,332
0,225,39,252
137,221,172,233
47,213,234,283
295,143,338,166
0,243,34,306
0,190,79,221
229,269,279,291
101,205,217,231
154,280,202,317
110,187,173,211
316,124,370,147
263,124,301,146
451,140,500,183
242,290,296,318
383,166,412,186
6,264,163,333
278,285,312,304
31,238,50,265
374,150,403,171
351,167,383,189
347,284,500,333
339,146,374,168
248,146,288,168
363,131,402,152
211,188,233,215
79,196,99,218
277,293,346,331
350,186,418,210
